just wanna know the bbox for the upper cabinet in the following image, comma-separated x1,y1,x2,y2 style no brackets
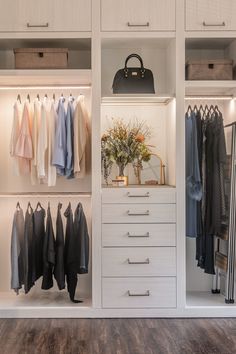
101,0,176,31
185,0,236,31
0,0,91,32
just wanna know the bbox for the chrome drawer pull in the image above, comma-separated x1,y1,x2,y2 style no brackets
127,192,150,198
127,22,149,27
127,232,150,238
127,210,149,216
203,21,225,27
128,290,150,297
27,22,49,28
128,258,150,265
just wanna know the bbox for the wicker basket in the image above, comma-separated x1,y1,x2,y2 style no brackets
186,59,233,80
14,48,68,69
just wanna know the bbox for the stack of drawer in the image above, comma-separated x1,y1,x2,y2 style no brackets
101,187,176,308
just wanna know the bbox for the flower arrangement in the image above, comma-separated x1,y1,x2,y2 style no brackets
101,118,152,184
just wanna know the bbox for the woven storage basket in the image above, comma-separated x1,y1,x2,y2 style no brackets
14,48,68,69
186,59,233,80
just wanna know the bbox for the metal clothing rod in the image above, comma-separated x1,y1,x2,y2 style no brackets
0,192,91,198
0,85,91,90
185,95,233,100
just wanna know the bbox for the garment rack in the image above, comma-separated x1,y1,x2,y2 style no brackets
0,192,92,197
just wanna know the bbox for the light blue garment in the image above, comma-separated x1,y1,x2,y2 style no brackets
52,98,66,176
186,112,202,238
65,100,74,179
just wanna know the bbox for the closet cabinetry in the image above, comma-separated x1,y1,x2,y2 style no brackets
101,187,176,308
101,0,175,31
0,0,91,32
185,0,236,31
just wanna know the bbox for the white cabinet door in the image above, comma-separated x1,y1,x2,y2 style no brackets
101,0,175,31
53,0,91,32
186,0,236,31
0,0,91,32
0,0,52,31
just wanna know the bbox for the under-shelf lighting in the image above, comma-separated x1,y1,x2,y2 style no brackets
0,85,91,90
185,96,233,100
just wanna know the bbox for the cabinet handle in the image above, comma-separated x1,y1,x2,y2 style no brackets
127,192,150,198
127,210,150,216
27,22,49,28
127,232,150,238
127,22,150,27
128,258,150,265
203,21,225,27
128,290,150,297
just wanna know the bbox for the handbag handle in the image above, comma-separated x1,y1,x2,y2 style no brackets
124,54,145,78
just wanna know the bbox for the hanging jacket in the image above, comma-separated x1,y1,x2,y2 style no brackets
24,203,35,294
74,203,89,274
11,206,25,294
33,206,45,281
42,206,55,290
64,203,81,303
54,203,65,290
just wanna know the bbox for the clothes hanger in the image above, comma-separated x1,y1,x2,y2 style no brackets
16,202,21,211
186,105,192,115
53,93,56,102
27,94,30,103
17,94,21,104
27,202,33,213
36,202,43,211
37,94,40,101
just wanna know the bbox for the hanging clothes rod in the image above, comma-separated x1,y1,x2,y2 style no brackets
0,85,91,90
185,95,234,100
0,192,92,197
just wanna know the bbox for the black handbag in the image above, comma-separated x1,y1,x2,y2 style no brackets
112,54,155,94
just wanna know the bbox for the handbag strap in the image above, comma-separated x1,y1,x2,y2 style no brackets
124,54,145,78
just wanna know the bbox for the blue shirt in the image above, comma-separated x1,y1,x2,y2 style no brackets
52,98,66,176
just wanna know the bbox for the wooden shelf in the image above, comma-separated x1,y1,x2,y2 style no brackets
0,69,91,87
102,94,174,105
185,80,236,97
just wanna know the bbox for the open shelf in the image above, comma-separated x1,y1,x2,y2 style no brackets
0,69,92,87
0,291,92,308
102,95,174,105
186,291,235,308
185,80,236,97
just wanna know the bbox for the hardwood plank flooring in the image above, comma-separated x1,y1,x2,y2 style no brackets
0,318,235,354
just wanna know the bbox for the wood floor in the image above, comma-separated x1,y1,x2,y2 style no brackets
0,318,235,354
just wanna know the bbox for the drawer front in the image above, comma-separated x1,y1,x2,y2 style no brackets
102,247,176,277
101,0,175,32
102,187,176,204
185,0,236,31
102,204,176,224
102,277,176,308
102,224,176,247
